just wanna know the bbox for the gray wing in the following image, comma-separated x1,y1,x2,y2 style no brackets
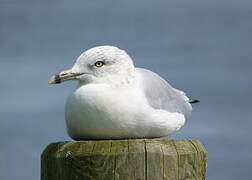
136,68,192,119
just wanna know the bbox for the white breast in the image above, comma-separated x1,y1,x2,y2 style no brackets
65,83,185,140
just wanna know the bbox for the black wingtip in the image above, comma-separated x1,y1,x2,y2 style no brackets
189,99,200,104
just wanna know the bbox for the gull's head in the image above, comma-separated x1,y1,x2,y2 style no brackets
49,46,135,85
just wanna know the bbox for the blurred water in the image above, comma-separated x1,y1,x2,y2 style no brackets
1,0,252,179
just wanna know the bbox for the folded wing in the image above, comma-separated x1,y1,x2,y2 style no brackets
136,68,192,119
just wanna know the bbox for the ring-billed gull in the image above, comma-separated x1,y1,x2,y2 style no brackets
49,46,198,140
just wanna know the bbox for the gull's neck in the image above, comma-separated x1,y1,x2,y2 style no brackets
77,69,137,88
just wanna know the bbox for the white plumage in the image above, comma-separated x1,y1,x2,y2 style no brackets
50,46,192,140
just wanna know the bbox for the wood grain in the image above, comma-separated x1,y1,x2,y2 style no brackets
41,139,207,180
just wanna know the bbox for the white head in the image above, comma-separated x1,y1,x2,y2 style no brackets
49,46,136,86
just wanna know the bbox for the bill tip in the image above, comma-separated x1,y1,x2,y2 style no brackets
48,74,61,84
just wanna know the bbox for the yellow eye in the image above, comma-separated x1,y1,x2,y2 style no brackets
94,61,104,67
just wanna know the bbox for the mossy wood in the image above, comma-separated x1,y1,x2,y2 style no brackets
41,139,207,180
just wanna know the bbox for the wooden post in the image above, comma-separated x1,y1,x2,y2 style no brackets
41,139,207,180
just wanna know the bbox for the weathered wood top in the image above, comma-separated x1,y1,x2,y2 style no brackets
41,139,207,180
